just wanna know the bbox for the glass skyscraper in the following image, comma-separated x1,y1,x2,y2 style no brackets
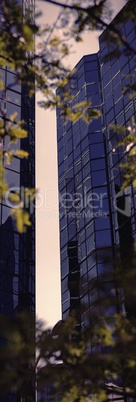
0,1,35,400
57,1,136,331
0,0,35,316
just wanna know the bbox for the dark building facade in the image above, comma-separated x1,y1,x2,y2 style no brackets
0,0,35,316
57,1,136,333
0,0,35,400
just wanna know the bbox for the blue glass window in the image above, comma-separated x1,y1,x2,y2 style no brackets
58,149,64,165
83,163,90,179
106,109,114,124
78,74,85,88
95,217,110,230
59,161,64,176
81,136,88,152
119,54,129,69
111,60,119,78
123,93,130,107
95,229,112,247
115,98,123,115
127,28,135,44
129,38,136,51
88,265,97,279
90,142,104,158
86,83,99,94
129,56,135,71
87,235,95,254
85,70,99,83
125,20,135,35
90,93,100,106
84,54,97,62
89,132,103,144
88,117,102,132
74,144,81,160
92,170,107,186
73,120,80,134
80,241,86,258
73,132,80,148
6,102,21,120
103,70,111,87
91,158,106,171
67,153,73,168
66,138,72,155
113,73,120,88
104,82,112,98
7,72,21,93
68,224,77,239
113,84,122,103
85,61,98,71
102,60,110,74
105,95,113,113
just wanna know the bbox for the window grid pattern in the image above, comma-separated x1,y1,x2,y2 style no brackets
57,19,136,342
0,0,35,318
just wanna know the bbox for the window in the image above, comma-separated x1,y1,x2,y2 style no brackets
92,170,107,186
85,61,98,71
74,144,81,160
105,95,113,113
86,83,99,94
6,102,21,120
111,60,119,78
90,93,100,106
115,98,123,115
66,138,73,155
95,217,110,230
125,20,135,35
6,89,21,105
103,69,111,87
89,132,103,144
113,73,120,88
91,158,105,171
81,136,88,152
85,70,99,83
106,109,114,124
87,234,95,254
90,143,104,159
61,259,69,278
104,82,112,98
7,72,21,93
113,84,122,103
73,132,80,148
95,230,112,247
88,117,102,132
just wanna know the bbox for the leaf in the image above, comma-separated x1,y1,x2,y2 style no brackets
49,37,60,47
13,150,29,158
8,127,28,142
12,208,31,233
132,179,136,188
129,145,136,156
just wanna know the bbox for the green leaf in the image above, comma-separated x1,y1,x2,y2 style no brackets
12,208,31,233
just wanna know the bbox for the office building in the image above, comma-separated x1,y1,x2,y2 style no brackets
0,0,35,316
57,1,136,330
0,0,35,400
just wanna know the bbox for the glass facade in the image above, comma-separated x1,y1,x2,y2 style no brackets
57,8,136,337
0,1,35,400
0,0,35,315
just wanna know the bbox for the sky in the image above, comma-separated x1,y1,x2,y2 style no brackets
36,0,125,328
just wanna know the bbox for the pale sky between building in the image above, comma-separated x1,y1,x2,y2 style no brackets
36,0,125,328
